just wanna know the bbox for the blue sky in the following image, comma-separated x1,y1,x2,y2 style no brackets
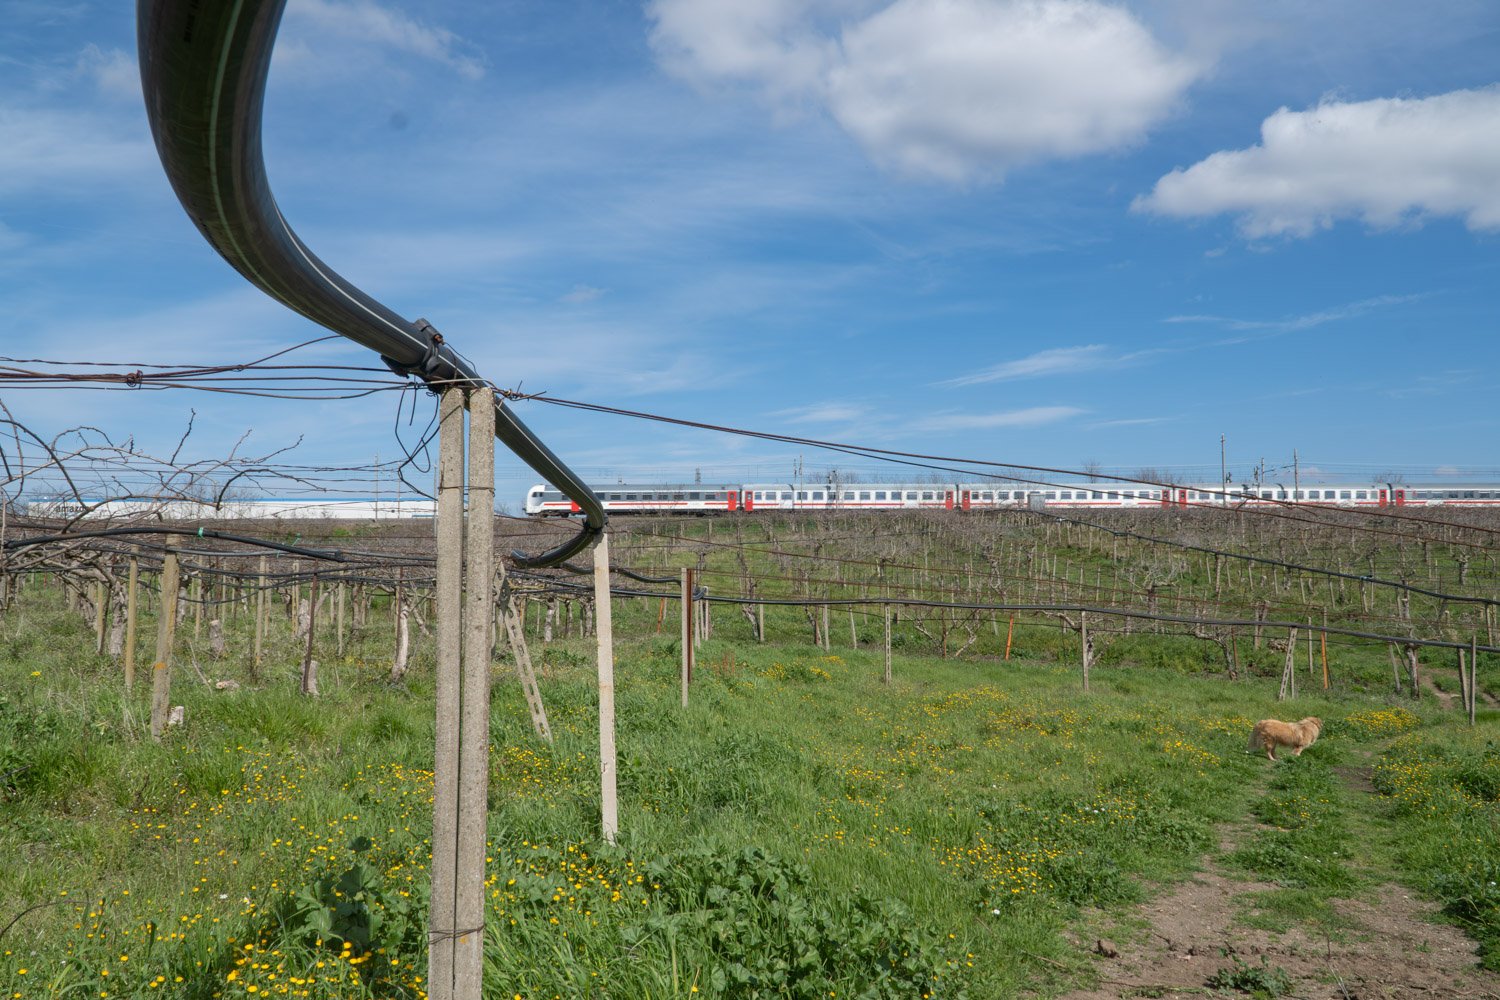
2,0,1498,510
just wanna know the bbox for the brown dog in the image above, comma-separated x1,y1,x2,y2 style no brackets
1247,717,1322,760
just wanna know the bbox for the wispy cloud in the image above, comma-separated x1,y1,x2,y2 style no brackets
279,0,485,80
1165,293,1425,338
936,344,1131,387
916,406,1083,431
560,284,606,304
771,402,870,425
1087,416,1170,429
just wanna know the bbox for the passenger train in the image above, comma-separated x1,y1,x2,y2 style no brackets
524,481,1500,516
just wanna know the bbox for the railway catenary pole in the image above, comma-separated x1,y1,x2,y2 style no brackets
136,0,605,567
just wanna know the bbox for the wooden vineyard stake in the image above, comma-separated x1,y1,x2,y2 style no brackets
123,555,139,691
1080,611,1091,693
149,552,180,739
336,581,346,658
594,531,618,845
1277,626,1297,701
300,575,320,696
1004,614,1014,661
1469,635,1478,726
253,555,267,677
500,589,551,742
883,604,892,685
680,567,693,707
93,579,107,654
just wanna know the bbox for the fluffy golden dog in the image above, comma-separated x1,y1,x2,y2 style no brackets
1247,717,1322,760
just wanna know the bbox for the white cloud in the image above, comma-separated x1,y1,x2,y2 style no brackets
772,402,871,424
561,284,606,304
648,0,1200,182
916,405,1083,430
281,0,485,80
827,0,1199,181
1166,294,1423,337
1135,87,1500,237
937,344,1119,386
1087,415,1169,429
0,105,154,194
76,44,138,100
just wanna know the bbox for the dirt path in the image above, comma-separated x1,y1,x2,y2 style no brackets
1052,762,1500,1000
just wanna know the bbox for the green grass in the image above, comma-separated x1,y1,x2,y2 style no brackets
0,573,1494,998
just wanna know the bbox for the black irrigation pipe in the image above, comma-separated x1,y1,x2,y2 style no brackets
138,0,603,567
1038,510,1500,609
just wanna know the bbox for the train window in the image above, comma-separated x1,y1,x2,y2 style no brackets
1089,491,1100,500
1482,492,1494,499
797,492,807,500
1355,490,1367,499
859,491,871,501
708,492,721,500
670,493,682,501
1276,490,1286,500
997,491,1010,500
813,491,824,501
1060,492,1072,500
686,492,698,500
1464,491,1476,499
1339,491,1352,499
922,491,934,500
843,491,855,500
906,491,918,500
983,491,994,500
874,491,887,500
1044,492,1057,500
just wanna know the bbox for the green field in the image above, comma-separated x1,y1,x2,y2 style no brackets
1,511,1497,998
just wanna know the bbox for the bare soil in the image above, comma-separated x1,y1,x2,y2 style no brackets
1051,764,1500,1000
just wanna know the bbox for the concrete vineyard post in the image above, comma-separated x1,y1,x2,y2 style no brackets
594,531,618,845
149,552,180,740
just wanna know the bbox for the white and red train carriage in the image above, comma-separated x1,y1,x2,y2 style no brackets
525,480,1500,517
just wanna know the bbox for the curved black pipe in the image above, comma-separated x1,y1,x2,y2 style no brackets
136,0,604,566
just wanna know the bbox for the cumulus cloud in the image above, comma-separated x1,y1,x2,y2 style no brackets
1135,87,1500,237
647,0,1200,182
283,0,485,80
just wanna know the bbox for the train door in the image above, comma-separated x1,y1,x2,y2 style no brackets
1159,489,1170,508
727,491,739,512
1393,488,1405,506
944,490,954,510
961,489,972,511
1378,488,1388,508
1177,488,1189,508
